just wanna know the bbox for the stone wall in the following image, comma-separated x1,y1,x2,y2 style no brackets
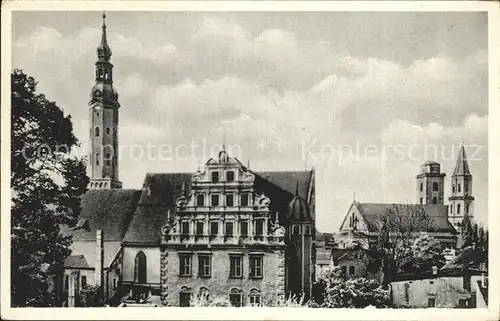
160,247,283,306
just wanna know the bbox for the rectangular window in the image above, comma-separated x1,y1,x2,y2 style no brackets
198,254,211,278
210,221,218,236
81,275,87,288
241,194,249,206
181,222,190,240
226,171,234,182
113,277,117,290
240,221,248,237
428,297,436,307
225,222,234,237
229,292,243,307
179,292,191,307
179,254,192,276
255,220,264,239
226,194,234,207
196,194,205,206
249,255,263,279
349,266,355,275
229,255,243,278
458,299,468,308
211,194,219,206
341,266,347,278
211,171,219,183
196,221,204,236
249,294,261,307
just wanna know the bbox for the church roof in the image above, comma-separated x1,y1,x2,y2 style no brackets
122,173,192,244
453,144,472,176
354,203,456,233
62,189,141,242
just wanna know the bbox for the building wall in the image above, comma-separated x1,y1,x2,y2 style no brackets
160,248,283,306
391,275,482,308
122,246,161,285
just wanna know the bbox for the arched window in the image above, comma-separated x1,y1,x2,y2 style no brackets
432,197,437,204
457,204,461,214
432,182,439,191
420,183,423,192
249,288,261,307
134,251,147,284
458,184,461,193
105,152,111,166
452,185,455,193
198,287,210,301
450,204,453,214
94,126,100,137
106,127,111,135
466,204,469,214
96,153,100,166
229,288,243,307
179,286,192,307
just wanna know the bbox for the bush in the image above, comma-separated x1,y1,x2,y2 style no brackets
79,285,104,307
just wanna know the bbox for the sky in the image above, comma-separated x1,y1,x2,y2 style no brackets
11,11,489,232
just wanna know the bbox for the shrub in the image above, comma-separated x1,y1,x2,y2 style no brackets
79,285,104,307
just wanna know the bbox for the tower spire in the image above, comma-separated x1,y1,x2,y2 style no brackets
97,11,112,60
453,143,472,176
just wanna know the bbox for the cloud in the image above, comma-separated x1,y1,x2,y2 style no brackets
11,12,488,232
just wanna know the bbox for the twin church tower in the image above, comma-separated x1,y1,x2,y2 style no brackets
86,15,475,227
416,145,475,229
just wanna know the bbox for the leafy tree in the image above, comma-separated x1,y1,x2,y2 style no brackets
316,266,390,308
356,205,434,288
11,69,89,307
402,233,445,273
460,215,474,248
79,285,104,307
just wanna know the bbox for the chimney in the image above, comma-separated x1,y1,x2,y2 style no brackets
95,230,104,291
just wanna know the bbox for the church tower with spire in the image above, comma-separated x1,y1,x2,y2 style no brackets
88,13,122,189
448,143,474,229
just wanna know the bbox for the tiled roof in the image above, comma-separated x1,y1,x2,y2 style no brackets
63,254,89,269
355,203,456,233
62,189,141,242
122,173,192,244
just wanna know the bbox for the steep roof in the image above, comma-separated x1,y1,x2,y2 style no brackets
62,189,141,242
122,173,192,244
64,254,89,269
453,145,472,176
122,170,314,244
355,203,456,233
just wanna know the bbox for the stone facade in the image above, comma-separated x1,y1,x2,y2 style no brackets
159,150,287,306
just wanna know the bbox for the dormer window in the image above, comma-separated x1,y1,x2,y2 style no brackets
226,171,234,182
211,172,219,183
